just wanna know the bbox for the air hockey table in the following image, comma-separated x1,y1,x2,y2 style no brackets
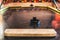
3,7,60,40
0,3,60,40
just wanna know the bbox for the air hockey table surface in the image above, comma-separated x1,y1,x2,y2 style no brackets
3,8,60,40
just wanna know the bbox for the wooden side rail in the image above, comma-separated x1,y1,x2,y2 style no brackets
4,29,57,37
0,3,60,15
2,3,60,14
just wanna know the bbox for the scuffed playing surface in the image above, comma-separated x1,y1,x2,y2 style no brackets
3,7,55,29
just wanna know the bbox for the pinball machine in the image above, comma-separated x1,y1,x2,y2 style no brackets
0,0,60,40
